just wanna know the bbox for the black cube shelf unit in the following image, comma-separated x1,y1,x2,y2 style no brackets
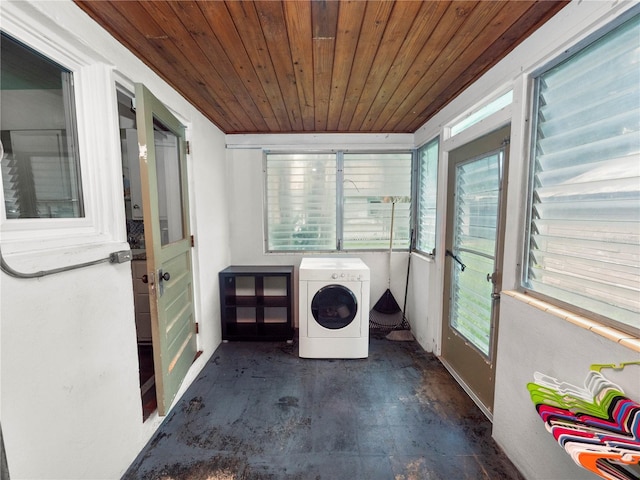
219,265,294,341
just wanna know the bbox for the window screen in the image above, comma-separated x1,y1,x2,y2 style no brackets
524,13,640,334
416,138,439,255
1,32,83,219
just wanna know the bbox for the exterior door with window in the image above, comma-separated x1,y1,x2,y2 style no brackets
135,83,197,416
442,125,509,416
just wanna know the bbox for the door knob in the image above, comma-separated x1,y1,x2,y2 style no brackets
160,271,170,281
141,274,148,284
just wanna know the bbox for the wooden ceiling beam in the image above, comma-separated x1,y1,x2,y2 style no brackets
283,1,315,131
76,0,245,132
369,1,479,132
387,0,518,132
358,1,449,132
348,0,424,131
337,1,394,131
311,0,339,131
193,1,279,132
411,0,569,132
161,1,270,130
326,0,366,132
255,1,304,131
224,0,293,132
141,0,264,132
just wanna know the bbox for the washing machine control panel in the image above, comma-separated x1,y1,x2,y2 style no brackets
330,272,363,281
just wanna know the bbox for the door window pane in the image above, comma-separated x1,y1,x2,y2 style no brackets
1,32,83,219
450,152,502,357
153,118,184,246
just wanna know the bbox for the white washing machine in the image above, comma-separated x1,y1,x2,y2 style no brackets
299,257,370,359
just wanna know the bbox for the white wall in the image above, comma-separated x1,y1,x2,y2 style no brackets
0,1,229,479
405,253,436,350
1,261,141,479
494,295,640,480
405,1,640,479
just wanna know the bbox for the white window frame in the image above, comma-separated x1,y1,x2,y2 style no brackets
414,137,439,257
521,8,640,336
0,3,124,260
449,90,513,137
443,87,513,152
263,151,338,253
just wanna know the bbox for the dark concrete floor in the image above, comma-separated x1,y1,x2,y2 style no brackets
123,335,524,480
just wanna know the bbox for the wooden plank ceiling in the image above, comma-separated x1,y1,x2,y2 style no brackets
74,0,567,134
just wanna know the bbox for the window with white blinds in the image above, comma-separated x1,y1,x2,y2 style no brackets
265,151,412,252
265,153,337,251
416,138,439,255
342,152,412,250
524,13,640,335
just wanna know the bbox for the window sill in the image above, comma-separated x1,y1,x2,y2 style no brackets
502,290,640,353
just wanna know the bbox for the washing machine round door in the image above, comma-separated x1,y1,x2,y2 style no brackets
311,284,358,329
